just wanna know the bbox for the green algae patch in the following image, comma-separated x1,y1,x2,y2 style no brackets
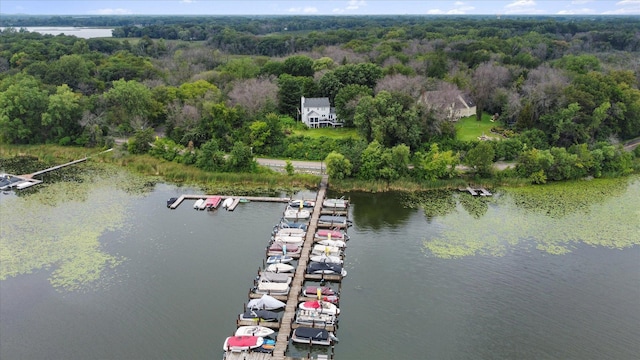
0,164,147,291
423,176,640,258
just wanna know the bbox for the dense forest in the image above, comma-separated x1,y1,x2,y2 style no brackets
0,16,639,183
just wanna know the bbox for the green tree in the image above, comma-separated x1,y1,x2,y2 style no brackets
414,143,460,181
464,141,495,176
103,79,155,133
334,84,372,127
196,139,226,171
325,151,352,180
283,55,314,77
128,127,154,154
284,160,295,176
0,75,49,144
41,84,83,143
249,120,270,154
277,74,315,118
45,54,94,91
227,141,256,172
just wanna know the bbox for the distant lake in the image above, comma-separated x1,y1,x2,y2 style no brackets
0,27,113,39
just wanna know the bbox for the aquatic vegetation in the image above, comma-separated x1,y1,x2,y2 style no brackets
0,165,146,291
423,176,640,258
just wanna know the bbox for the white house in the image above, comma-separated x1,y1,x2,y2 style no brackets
300,97,342,128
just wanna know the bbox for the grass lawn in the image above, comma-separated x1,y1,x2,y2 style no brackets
455,113,499,141
292,127,360,139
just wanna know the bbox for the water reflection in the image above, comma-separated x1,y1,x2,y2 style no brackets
345,191,414,229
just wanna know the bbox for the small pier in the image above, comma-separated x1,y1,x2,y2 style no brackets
460,186,492,196
169,195,289,209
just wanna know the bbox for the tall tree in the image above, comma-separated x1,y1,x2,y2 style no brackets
41,84,83,143
0,75,49,144
471,62,510,121
103,79,155,133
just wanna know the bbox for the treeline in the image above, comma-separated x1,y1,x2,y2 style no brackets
0,16,639,185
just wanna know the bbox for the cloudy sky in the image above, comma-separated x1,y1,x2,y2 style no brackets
1,0,639,15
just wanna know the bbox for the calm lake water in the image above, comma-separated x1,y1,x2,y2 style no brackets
0,27,113,38
1,168,639,360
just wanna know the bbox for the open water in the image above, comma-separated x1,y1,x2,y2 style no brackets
0,175,638,359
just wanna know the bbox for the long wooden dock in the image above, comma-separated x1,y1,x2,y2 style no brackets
222,175,342,360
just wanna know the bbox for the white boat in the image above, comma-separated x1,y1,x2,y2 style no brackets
223,335,264,351
255,282,290,295
265,263,295,273
266,255,294,264
322,198,348,209
275,228,306,236
298,300,340,315
273,235,305,245
257,272,292,284
316,239,346,248
309,254,343,264
222,197,233,209
311,244,342,257
296,309,338,326
291,327,338,346
193,199,205,209
235,325,275,337
283,207,310,220
247,294,286,310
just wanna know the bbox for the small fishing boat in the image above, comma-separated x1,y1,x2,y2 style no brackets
247,294,286,310
309,254,343,264
298,300,340,315
307,261,347,277
283,207,310,220
166,197,178,208
322,198,348,209
222,197,233,209
223,335,264,352
234,326,275,337
193,198,205,210
239,198,250,203
266,255,294,264
240,309,279,322
291,327,338,346
316,239,346,248
265,263,295,273
296,309,338,326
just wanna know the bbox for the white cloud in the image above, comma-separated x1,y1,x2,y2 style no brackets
506,0,536,9
91,8,133,15
557,8,596,14
604,0,640,14
180,0,194,3
571,0,594,4
333,0,367,13
288,7,318,14
426,9,445,14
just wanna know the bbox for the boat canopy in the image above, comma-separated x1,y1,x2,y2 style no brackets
247,294,286,310
295,327,330,341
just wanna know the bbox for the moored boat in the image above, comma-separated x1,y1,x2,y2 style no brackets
254,281,290,295
295,309,338,326
193,198,205,209
307,261,347,277
268,243,301,255
166,197,178,208
309,254,343,264
266,255,294,264
265,263,295,273
291,327,338,346
315,229,349,240
316,239,346,248
322,198,348,209
204,196,222,210
289,199,315,208
303,286,337,297
247,294,286,310
318,215,351,226
222,197,233,209
311,244,342,257
283,207,310,220
223,335,264,351
234,325,275,337
239,309,279,322
274,228,306,237
298,300,340,315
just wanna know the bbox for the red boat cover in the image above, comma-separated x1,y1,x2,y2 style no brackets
316,230,343,238
269,243,299,251
303,300,321,309
227,336,259,347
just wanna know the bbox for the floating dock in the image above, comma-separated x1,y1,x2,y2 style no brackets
460,186,492,196
221,175,343,360
169,195,289,209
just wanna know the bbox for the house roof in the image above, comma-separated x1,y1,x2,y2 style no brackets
303,97,330,108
